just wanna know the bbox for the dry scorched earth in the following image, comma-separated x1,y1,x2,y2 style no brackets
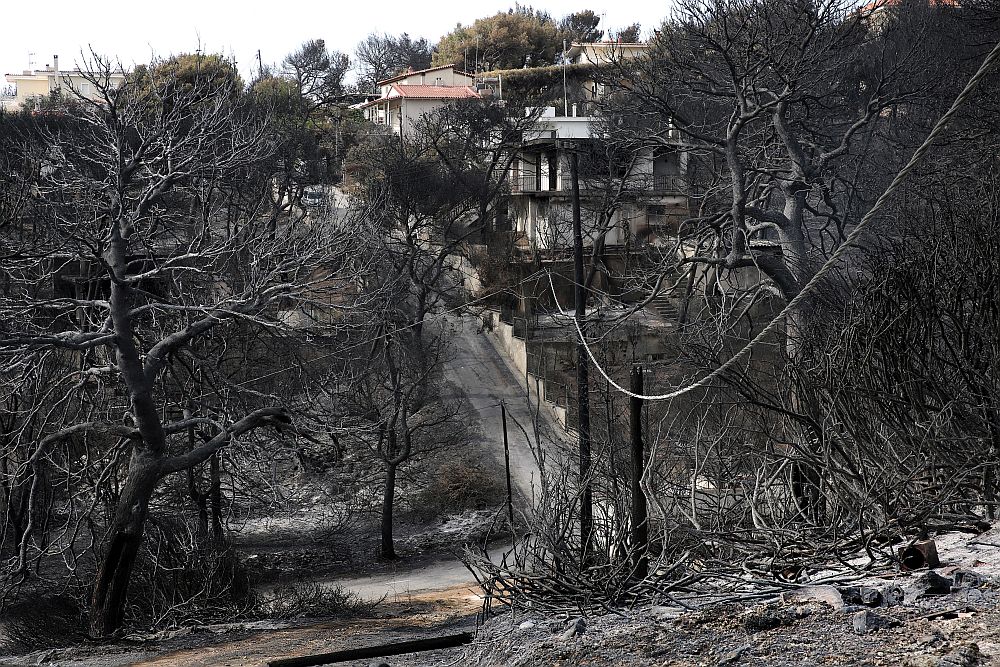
463,530,1000,666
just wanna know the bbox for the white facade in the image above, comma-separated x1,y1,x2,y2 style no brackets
566,42,648,66
3,55,126,111
362,95,462,137
353,65,480,138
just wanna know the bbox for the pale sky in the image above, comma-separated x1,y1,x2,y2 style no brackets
1,1,670,84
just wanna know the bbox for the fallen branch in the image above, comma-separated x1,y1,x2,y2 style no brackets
266,632,474,667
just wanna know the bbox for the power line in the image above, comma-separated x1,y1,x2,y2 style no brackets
553,36,1000,402
190,268,548,401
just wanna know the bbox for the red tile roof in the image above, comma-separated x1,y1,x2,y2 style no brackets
860,0,958,11
351,84,481,110
389,84,480,100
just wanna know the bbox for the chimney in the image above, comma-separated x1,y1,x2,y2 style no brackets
52,54,60,93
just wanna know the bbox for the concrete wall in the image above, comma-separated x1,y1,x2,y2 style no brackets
483,309,569,429
446,252,484,297
400,98,442,138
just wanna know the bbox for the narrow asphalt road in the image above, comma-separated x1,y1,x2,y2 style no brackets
325,314,567,604
326,545,504,604
440,313,567,505
59,315,569,667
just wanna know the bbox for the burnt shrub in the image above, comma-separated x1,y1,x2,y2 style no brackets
0,595,85,652
409,457,504,521
125,514,255,628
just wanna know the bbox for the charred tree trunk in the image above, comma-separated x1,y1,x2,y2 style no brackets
186,413,209,543
210,452,223,543
381,461,397,560
187,466,210,543
629,366,648,580
91,225,169,637
187,417,224,545
89,459,158,638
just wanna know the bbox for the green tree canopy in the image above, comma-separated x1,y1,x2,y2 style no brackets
560,10,604,42
433,5,564,72
130,52,244,101
613,22,642,42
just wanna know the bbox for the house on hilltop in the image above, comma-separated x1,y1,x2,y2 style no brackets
351,64,480,137
2,55,126,112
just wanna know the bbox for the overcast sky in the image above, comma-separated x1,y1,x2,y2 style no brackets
2,1,670,84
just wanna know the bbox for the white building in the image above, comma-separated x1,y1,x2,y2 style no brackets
565,41,649,66
352,64,480,137
508,107,689,251
2,55,126,112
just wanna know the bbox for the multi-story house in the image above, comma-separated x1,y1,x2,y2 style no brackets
352,63,480,137
2,55,126,111
479,40,696,355
508,107,689,252
564,40,649,105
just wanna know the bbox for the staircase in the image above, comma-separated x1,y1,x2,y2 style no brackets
650,293,680,321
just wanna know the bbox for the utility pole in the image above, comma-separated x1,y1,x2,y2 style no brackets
501,401,514,527
571,149,593,555
629,365,648,580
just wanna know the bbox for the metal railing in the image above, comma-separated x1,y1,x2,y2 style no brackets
511,174,538,193
638,174,688,193
568,173,689,194
512,172,689,195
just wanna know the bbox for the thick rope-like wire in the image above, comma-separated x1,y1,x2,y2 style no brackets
556,38,1000,401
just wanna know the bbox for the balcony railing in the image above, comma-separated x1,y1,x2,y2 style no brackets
512,172,689,195
636,174,687,193
511,174,538,193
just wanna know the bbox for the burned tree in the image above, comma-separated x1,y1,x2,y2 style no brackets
329,99,532,558
347,99,535,335
0,54,348,636
354,32,433,94
592,0,949,519
251,39,354,226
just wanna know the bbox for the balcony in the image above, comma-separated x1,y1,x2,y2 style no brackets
512,171,689,197
635,174,687,194
511,174,538,193
0,92,17,111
